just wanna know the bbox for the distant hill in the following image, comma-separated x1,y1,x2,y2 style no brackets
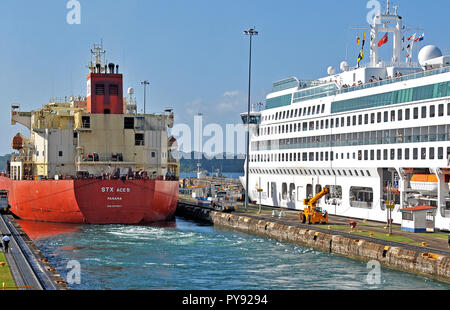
0,154,11,172
175,151,244,173
0,152,245,173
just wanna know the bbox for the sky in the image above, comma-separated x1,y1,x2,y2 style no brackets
0,0,449,155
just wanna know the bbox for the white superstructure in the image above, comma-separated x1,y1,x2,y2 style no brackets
241,3,450,231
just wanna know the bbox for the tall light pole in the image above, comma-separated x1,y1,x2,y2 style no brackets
244,27,258,212
141,80,150,114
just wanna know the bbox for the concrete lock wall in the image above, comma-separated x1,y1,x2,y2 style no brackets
208,211,450,284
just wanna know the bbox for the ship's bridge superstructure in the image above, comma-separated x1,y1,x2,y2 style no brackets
9,43,179,180
242,2,450,231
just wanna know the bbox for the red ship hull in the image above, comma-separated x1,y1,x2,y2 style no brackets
0,176,179,224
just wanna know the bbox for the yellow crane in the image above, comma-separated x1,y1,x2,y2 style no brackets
300,187,329,225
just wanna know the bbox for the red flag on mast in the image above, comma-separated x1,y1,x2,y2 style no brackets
378,33,389,47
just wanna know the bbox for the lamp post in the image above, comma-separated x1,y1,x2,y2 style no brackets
141,80,150,114
243,27,258,212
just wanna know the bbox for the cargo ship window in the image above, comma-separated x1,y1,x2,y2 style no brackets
104,109,110,114
82,116,91,128
135,133,144,146
59,151,63,157
124,117,134,129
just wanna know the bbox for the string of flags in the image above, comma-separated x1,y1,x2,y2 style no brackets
355,31,425,65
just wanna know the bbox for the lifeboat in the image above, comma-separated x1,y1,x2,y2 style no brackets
410,174,438,192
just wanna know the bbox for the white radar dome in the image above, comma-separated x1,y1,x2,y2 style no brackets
340,61,349,72
127,87,135,95
327,66,336,75
418,45,442,66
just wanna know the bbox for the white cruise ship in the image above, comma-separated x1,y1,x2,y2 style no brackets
241,2,450,231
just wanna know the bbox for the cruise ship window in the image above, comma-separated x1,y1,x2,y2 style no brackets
377,150,381,160
438,147,443,159
358,150,362,160
299,108,302,116
390,149,395,160
303,123,307,131
317,105,321,114
336,118,340,128
430,147,435,160
291,110,294,118
325,119,329,129
347,116,350,126
320,120,324,129
447,103,450,116
397,149,402,160
303,108,307,116
430,106,435,117
438,104,444,116
370,150,374,160
370,113,375,124
309,152,314,161
352,116,356,126
331,119,334,128
358,115,362,125
405,109,410,120
325,152,329,161
413,148,418,160
309,122,314,130
398,110,403,121
421,106,426,119
307,107,311,115
376,112,381,123
364,114,368,124
421,148,426,160
360,170,365,177
348,170,353,176
366,170,371,177
295,109,298,117
384,111,388,122
364,150,368,160
316,152,319,161
312,106,316,115
405,148,410,160
347,153,350,159
316,121,319,129
413,107,419,119
321,105,325,113
383,149,388,160
391,111,395,122
341,117,345,127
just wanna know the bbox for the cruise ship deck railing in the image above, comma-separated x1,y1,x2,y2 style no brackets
288,65,450,105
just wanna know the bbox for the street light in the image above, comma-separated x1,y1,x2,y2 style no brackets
243,27,258,212
141,80,150,114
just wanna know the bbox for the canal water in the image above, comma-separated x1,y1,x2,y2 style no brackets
19,218,450,290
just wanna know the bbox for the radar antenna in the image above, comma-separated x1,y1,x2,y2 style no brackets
88,40,107,73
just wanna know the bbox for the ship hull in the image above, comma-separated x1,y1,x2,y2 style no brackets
0,176,178,224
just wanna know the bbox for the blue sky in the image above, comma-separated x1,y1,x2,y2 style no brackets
0,0,448,155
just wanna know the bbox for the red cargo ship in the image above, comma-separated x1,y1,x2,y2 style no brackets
0,42,180,224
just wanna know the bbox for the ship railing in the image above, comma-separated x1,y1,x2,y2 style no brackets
282,64,450,106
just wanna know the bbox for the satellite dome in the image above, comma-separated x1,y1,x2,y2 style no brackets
127,87,135,95
327,66,336,75
340,61,349,72
418,45,442,66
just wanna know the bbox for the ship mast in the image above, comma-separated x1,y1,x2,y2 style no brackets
369,0,403,67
